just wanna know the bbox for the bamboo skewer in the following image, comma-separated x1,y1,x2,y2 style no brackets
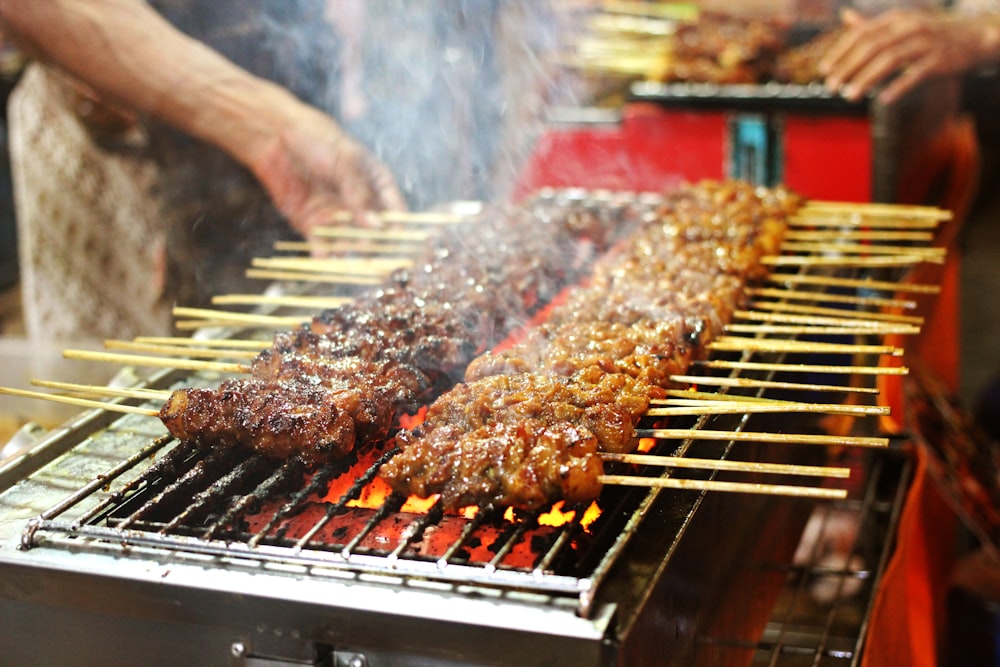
211,294,353,310
765,273,940,294
802,200,951,219
668,374,880,394
273,240,424,255
745,287,916,310
62,349,248,374
31,379,172,402
734,309,921,331
598,475,848,498
0,386,160,417
707,336,901,356
783,229,935,242
788,216,941,230
645,402,888,417
134,337,271,350
778,241,946,259
601,452,851,478
103,339,260,361
763,254,939,267
748,301,924,325
172,307,308,328
693,359,908,375
634,428,889,448
246,268,383,285
725,323,921,336
251,257,409,276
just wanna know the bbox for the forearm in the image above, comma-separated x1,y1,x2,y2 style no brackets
0,0,298,171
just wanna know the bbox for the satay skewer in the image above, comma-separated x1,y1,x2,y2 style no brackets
692,359,907,375
172,307,307,328
745,287,917,310
31,379,172,402
61,349,248,374
251,256,409,275
765,273,941,294
645,402,888,417
801,200,951,219
762,254,942,267
600,452,851,478
273,240,424,255
748,301,924,325
0,386,160,417
598,475,848,498
777,241,946,259
734,309,921,330
245,268,383,285
667,374,880,394
725,323,921,336
707,337,901,355
103,339,259,360
783,229,935,242
634,428,889,448
211,294,353,309
134,336,271,349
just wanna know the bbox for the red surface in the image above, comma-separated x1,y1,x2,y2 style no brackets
620,102,727,190
517,102,874,202
782,114,873,202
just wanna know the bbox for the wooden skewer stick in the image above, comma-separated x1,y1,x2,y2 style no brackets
273,240,423,255
251,256,409,276
748,301,924,325
31,379,171,402
766,273,940,295
601,452,851,478
788,216,941,230
172,307,307,328
246,268,384,285
211,294,353,309
598,475,848,499
310,227,431,241
778,241,946,259
173,319,282,331
134,336,271,350
645,402,888,417
708,337,901,356
634,428,889,448
656,389,787,404
692,359,908,376
802,200,951,219
0,386,160,417
735,309,921,330
103,339,259,361
763,254,940,267
783,229,935,242
668,374,880,395
725,323,921,336
62,349,248,374
746,287,916,310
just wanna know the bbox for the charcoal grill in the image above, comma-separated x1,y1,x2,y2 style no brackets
0,189,942,666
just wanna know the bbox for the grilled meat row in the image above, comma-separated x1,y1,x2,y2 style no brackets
379,180,799,509
159,195,653,465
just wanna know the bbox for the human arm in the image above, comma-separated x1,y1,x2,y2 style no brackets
820,8,1000,105
0,0,406,233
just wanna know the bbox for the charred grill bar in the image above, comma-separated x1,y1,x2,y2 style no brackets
0,184,945,665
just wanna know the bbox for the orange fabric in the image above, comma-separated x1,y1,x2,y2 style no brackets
862,444,959,667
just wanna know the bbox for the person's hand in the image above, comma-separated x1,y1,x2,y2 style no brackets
251,102,407,237
820,9,993,104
